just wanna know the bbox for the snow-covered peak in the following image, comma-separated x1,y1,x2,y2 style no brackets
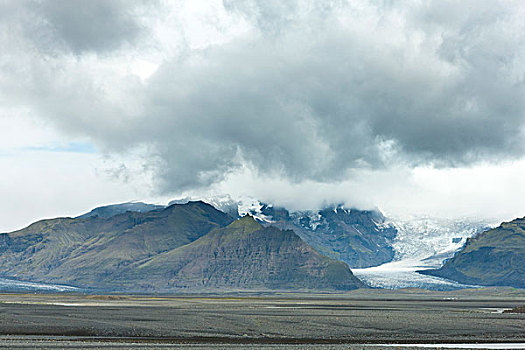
237,199,275,223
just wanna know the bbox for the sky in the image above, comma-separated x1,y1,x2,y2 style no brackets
1,0,525,231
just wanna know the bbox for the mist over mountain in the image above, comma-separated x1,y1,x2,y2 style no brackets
3,1,525,234
171,197,398,269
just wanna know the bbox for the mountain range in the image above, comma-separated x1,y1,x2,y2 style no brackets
0,199,523,292
77,199,399,269
0,201,363,292
0,201,231,289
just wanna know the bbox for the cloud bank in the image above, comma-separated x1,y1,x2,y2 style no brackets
1,0,525,212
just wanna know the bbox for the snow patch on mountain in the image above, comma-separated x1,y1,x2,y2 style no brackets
238,199,275,223
305,212,324,230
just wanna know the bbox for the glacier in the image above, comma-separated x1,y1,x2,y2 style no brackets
353,216,493,290
0,277,78,292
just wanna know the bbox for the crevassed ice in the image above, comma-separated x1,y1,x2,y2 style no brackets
354,216,493,290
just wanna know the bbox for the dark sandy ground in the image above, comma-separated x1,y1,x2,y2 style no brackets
0,288,523,349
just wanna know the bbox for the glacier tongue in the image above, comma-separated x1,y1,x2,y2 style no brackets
353,216,493,290
352,259,477,290
0,277,78,292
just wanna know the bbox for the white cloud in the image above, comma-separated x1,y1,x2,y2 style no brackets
206,159,525,222
1,0,525,229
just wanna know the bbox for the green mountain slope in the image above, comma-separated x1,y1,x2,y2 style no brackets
0,201,233,287
116,216,365,292
421,217,525,288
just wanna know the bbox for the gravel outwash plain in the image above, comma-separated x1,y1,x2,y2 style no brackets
0,288,523,349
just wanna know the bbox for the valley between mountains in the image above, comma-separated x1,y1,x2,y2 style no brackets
0,200,523,292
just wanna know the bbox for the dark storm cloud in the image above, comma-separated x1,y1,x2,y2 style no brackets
131,0,525,190
222,0,525,162
1,0,525,192
36,0,147,54
2,0,150,54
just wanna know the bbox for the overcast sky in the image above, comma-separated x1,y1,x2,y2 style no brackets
1,0,525,231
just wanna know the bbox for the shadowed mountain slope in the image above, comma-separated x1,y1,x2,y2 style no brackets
0,201,233,288
250,204,397,268
118,216,365,292
421,217,525,288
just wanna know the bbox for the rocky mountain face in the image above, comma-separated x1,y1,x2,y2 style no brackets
241,203,397,268
421,217,525,288
0,201,364,292
117,216,364,292
0,201,233,289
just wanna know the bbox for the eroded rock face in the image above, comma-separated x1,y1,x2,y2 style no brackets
0,233,11,251
421,217,525,289
123,216,365,292
254,204,397,268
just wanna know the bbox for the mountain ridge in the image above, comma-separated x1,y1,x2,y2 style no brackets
77,202,164,219
73,198,398,269
119,216,364,292
0,201,234,288
0,202,365,292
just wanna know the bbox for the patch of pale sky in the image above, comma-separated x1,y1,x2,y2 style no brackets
0,142,169,232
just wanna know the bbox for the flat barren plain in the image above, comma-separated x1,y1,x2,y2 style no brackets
0,288,523,349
